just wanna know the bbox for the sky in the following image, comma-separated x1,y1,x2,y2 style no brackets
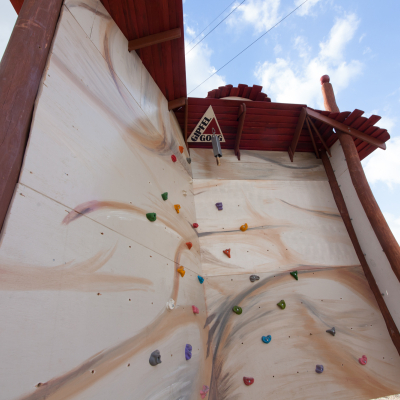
0,0,399,243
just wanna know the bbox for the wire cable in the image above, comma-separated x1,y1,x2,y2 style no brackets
186,0,246,55
185,0,238,49
188,0,309,95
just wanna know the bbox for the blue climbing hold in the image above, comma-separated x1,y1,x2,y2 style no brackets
198,275,204,284
261,335,271,344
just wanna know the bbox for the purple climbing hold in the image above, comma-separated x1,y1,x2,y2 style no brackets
215,202,223,211
315,364,324,373
185,344,192,361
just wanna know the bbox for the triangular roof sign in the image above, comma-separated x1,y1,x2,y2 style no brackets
188,105,225,143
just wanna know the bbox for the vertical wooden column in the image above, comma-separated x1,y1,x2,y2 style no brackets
321,75,400,283
0,0,63,233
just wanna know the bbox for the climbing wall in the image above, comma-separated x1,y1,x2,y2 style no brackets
191,148,400,400
0,2,211,399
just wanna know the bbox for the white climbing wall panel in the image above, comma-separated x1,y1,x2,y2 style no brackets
192,148,400,400
0,2,210,399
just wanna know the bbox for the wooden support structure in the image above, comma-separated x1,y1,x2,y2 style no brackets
184,97,189,154
168,97,186,111
235,103,246,160
288,107,307,161
306,115,331,156
0,0,63,234
305,117,319,158
321,151,400,355
128,28,181,52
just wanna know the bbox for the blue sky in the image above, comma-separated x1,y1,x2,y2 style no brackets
0,0,399,243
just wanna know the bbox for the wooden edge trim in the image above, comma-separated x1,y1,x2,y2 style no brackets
168,97,186,111
128,28,181,52
305,116,319,158
287,146,294,162
307,115,331,156
306,108,386,150
184,97,189,154
235,103,246,160
321,151,400,356
288,107,306,161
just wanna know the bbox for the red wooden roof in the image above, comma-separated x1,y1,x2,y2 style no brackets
174,96,389,160
207,84,271,102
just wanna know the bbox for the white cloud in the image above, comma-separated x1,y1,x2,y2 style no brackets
186,26,195,37
274,44,282,54
0,2,17,61
359,33,366,43
254,14,362,107
382,212,400,245
294,0,322,16
363,46,372,55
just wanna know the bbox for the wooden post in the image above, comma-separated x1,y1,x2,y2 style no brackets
321,75,400,283
184,98,189,154
0,0,63,233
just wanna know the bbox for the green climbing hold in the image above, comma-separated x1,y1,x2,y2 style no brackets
146,213,157,222
290,271,298,280
277,300,286,310
161,192,168,201
232,306,242,315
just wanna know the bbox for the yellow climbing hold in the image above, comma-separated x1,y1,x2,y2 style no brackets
177,266,185,277
240,223,248,232
174,204,181,213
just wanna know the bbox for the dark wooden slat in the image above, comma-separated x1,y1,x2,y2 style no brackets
184,97,189,153
242,87,252,98
305,116,319,158
230,87,239,97
307,115,331,156
238,84,247,97
168,97,186,110
288,107,307,161
306,108,386,150
255,92,267,101
225,84,233,97
248,85,262,100
235,103,246,160
207,90,216,98
0,0,64,232
128,27,181,51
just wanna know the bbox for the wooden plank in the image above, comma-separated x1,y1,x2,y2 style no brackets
184,97,189,153
242,87,252,98
128,27,181,51
288,107,307,161
235,103,246,160
248,85,262,100
237,84,247,97
230,87,239,97
305,115,319,158
255,92,267,101
0,0,64,233
306,108,386,150
307,115,331,156
168,96,186,110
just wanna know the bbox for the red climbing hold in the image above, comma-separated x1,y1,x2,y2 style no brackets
179,146,184,154
243,377,254,386
186,242,193,250
171,155,177,162
223,249,231,258
359,355,367,365
193,223,199,228
192,305,199,314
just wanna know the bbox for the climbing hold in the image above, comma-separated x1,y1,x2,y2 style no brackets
326,327,336,336
250,275,260,282
315,365,324,373
223,249,231,258
161,192,168,201
146,213,156,222
192,305,199,314
277,300,286,309
359,355,367,365
198,275,204,284
187,157,192,164
179,146,184,154
185,344,192,360
166,298,175,310
193,223,199,228
174,204,181,213
240,223,248,232
262,335,271,344
290,271,298,280
149,350,162,366
177,266,185,277
232,306,242,315
215,202,223,211
186,242,193,250
182,190,187,196
243,377,254,386
200,385,209,399
171,155,177,162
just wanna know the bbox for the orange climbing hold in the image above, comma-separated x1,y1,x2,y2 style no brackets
186,242,193,250
174,204,181,214
240,223,248,232
223,249,231,258
177,266,185,277
179,146,184,154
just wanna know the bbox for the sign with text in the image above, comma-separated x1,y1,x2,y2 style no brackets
187,105,225,143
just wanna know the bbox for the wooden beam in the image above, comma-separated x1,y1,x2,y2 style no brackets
288,107,307,161
168,97,186,111
235,103,246,160
0,0,63,234
306,108,386,150
307,115,331,156
184,97,189,154
321,151,400,356
305,117,319,158
128,28,181,52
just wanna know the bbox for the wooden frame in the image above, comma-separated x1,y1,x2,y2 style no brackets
288,107,306,161
235,103,246,160
128,28,181,52
168,97,186,111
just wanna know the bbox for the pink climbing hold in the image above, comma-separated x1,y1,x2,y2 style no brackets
193,223,199,228
200,385,209,399
171,155,177,162
192,305,199,314
359,355,367,365
186,242,193,250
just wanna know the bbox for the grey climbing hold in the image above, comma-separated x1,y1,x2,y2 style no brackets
326,327,335,336
187,157,192,164
315,364,324,373
149,350,162,366
250,275,260,282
